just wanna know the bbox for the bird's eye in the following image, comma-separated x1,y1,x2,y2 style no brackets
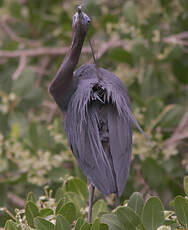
84,15,91,25
87,18,91,24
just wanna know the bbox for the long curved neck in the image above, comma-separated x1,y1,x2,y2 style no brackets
68,30,86,68
49,28,86,96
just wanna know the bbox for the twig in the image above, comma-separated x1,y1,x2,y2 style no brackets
35,57,50,86
0,32,187,59
0,46,91,58
96,39,129,59
47,107,58,124
3,207,17,221
12,55,27,80
164,110,188,149
7,192,25,208
30,66,49,76
0,19,40,47
43,100,57,109
163,32,188,53
43,100,58,123
133,163,150,195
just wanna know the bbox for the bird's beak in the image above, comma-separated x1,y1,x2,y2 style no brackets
77,6,82,15
77,6,84,22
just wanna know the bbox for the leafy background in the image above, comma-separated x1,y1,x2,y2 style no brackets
0,0,187,229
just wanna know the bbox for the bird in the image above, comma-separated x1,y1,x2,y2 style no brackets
49,7,147,223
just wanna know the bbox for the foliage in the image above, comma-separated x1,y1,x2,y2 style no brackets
0,0,187,228
1,176,188,230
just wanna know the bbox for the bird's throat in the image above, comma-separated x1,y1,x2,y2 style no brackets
70,30,86,59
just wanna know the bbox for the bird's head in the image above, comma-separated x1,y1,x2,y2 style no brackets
72,6,91,34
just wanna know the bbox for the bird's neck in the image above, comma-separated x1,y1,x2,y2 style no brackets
60,29,86,76
48,28,86,97
67,29,86,68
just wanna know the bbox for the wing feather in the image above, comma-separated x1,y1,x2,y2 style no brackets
108,106,132,196
64,64,132,196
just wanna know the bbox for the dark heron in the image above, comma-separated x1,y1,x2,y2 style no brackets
49,7,147,222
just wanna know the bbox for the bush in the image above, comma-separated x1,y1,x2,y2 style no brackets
0,0,187,228
2,176,188,230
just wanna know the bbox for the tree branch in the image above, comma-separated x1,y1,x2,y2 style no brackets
12,55,27,80
163,32,188,53
0,18,41,47
164,110,188,149
0,47,90,58
7,192,25,208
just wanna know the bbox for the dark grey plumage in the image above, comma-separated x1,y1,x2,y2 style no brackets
49,7,148,222
64,64,132,196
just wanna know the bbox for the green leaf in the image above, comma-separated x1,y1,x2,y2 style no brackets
80,223,91,230
0,0,4,7
141,66,171,100
116,206,141,230
27,191,36,203
25,201,40,228
55,187,64,203
142,197,164,230
12,68,35,97
108,48,132,65
64,177,89,201
74,218,85,230
8,1,22,18
100,223,108,230
91,219,100,230
4,220,21,230
132,40,152,63
184,176,188,196
141,157,165,188
128,192,144,216
123,1,138,26
92,199,108,222
39,208,54,218
63,191,84,215
159,105,184,129
58,202,76,224
174,195,188,228
29,122,39,151
91,219,108,230
34,217,55,230
9,112,27,137
101,214,123,230
55,214,71,230
172,55,188,84
56,198,64,214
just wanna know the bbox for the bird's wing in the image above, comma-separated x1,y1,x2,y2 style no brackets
65,101,117,195
108,105,132,196
64,71,134,196
65,99,132,197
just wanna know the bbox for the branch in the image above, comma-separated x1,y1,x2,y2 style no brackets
95,38,130,60
0,39,129,60
0,19,40,47
0,46,91,58
133,163,150,195
12,55,27,80
0,32,187,60
164,110,188,149
7,192,25,208
43,100,58,124
163,32,188,53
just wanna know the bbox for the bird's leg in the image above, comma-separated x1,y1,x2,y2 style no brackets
87,179,95,223
115,193,120,207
